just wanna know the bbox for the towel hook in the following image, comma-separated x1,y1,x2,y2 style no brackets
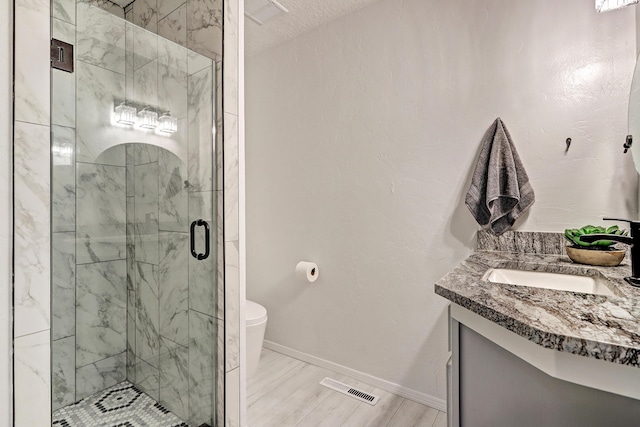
624,135,633,154
565,137,571,153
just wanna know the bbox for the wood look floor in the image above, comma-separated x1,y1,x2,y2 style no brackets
248,348,447,427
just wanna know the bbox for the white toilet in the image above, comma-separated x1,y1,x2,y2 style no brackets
246,300,268,378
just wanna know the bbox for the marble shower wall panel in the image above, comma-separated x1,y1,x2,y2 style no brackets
80,0,126,18
14,0,50,126
126,148,137,382
52,126,76,233
14,0,52,419
75,61,127,165
52,336,75,411
14,121,51,337
52,66,76,129
135,356,161,400
76,260,127,367
77,2,126,74
127,288,137,380
159,337,189,421
215,61,223,191
127,145,135,197
53,0,75,24
52,232,76,340
132,0,158,33
158,231,189,347
188,310,215,426
51,11,77,409
189,191,215,315
135,262,160,366
158,4,187,46
135,143,159,165
158,0,184,21
52,19,76,128
134,59,159,112
222,0,237,116
134,161,160,264
216,190,224,319
132,24,158,70
128,0,222,61
223,113,238,242
187,66,214,192
216,317,224,426
158,37,188,119
187,49,212,75
222,0,241,423
76,163,126,264
224,240,239,372
126,23,135,100
159,149,189,232
186,0,222,59
14,330,51,426
75,352,127,399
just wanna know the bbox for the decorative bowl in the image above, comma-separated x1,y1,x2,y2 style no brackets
565,246,625,267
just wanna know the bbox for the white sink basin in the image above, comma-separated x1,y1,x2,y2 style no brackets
482,268,615,296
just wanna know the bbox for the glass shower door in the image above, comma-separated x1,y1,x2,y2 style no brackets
51,3,221,426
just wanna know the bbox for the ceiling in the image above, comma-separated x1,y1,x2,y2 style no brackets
245,0,383,55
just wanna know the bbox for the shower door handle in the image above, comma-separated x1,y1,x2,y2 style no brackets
190,219,210,260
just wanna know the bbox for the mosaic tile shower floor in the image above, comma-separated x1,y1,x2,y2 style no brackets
52,381,190,427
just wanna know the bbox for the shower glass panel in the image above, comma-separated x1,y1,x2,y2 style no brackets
50,3,221,426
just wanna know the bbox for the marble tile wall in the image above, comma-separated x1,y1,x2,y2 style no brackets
126,0,222,60
82,0,126,18
51,2,77,411
224,0,242,425
14,0,51,421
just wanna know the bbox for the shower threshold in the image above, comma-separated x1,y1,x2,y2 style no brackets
52,381,189,427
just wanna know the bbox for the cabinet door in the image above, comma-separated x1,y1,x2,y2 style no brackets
459,324,640,426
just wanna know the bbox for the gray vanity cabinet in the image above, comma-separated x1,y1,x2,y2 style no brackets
447,307,640,427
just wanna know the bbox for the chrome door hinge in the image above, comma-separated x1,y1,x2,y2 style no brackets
51,39,74,73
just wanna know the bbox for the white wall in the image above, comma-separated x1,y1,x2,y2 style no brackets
245,0,638,404
0,0,12,423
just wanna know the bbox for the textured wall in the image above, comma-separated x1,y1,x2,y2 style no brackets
246,0,638,404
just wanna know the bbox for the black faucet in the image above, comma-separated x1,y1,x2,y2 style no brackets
579,217,640,287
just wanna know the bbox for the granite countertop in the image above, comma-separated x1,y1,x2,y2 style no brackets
435,245,640,367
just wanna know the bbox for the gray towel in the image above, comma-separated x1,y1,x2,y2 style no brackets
465,118,535,235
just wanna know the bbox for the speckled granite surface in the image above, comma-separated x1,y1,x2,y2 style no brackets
435,232,640,367
476,230,566,254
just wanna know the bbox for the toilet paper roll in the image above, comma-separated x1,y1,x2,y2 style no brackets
295,261,319,283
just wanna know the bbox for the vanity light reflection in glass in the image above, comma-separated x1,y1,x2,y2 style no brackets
138,107,158,129
112,103,179,134
52,140,73,166
115,102,137,125
158,112,178,133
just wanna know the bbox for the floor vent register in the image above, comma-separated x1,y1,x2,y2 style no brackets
319,377,381,406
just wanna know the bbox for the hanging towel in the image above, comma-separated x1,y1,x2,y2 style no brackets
465,118,535,235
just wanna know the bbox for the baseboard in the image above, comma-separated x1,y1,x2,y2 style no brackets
262,340,447,412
